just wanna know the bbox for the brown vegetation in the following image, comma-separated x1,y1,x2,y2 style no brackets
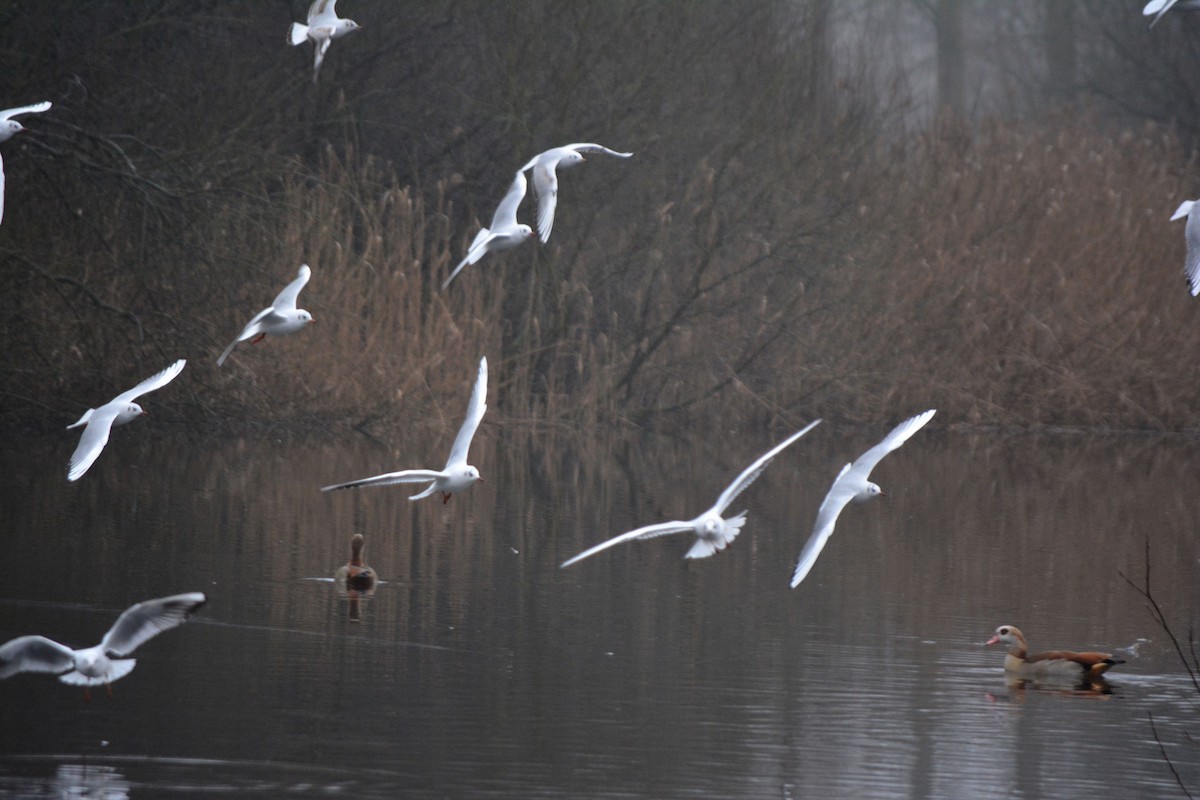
0,2,1198,436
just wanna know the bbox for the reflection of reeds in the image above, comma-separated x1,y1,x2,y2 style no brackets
6,118,1200,434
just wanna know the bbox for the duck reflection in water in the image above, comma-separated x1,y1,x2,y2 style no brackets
334,533,376,622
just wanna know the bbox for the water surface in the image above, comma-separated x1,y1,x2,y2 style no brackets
1,424,1197,798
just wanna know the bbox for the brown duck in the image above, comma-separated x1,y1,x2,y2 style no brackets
985,625,1123,681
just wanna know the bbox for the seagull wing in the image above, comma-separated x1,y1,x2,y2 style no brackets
1171,200,1194,221
560,520,697,568
0,635,76,679
308,0,337,25
791,463,857,588
563,143,635,159
1147,0,1182,26
67,406,122,482
113,359,187,404
101,592,207,657
218,308,274,366
530,160,559,243
712,419,822,516
271,264,311,312
322,469,444,492
1186,212,1200,297
489,169,528,230
446,356,487,468
840,409,937,488
0,101,51,124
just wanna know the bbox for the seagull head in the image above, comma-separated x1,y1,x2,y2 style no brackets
464,466,482,484
518,224,534,240
858,481,884,501
562,151,586,169
2,120,25,138
700,518,722,539
114,403,147,426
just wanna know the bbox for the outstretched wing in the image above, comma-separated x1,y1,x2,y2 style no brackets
67,406,122,482
0,101,51,124
842,409,936,488
530,161,559,243
1185,211,1200,297
442,229,493,289
113,359,187,405
562,143,634,160
322,469,443,492
0,635,75,679
790,463,856,588
446,356,487,468
102,592,207,657
271,264,311,312
712,419,821,516
1145,0,1182,27
489,169,528,230
560,520,696,568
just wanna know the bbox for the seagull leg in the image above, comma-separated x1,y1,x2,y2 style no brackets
250,333,266,345
442,492,452,504
105,682,113,698
83,687,91,703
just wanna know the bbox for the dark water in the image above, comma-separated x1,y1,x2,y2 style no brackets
1,422,1198,798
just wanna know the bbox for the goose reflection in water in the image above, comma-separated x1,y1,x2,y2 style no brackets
334,533,376,622
48,763,130,799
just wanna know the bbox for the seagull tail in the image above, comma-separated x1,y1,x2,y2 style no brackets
288,22,309,46
684,512,747,560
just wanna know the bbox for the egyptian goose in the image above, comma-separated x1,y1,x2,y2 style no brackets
985,625,1124,681
334,534,376,593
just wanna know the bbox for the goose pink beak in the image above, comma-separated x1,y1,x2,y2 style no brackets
984,634,1000,646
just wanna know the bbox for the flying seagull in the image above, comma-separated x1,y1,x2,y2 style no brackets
0,592,206,700
443,170,534,289
218,264,314,366
790,409,935,589
67,359,187,481
322,356,488,503
519,143,633,243
289,0,360,84
0,100,52,226
1169,200,1199,296
561,419,822,567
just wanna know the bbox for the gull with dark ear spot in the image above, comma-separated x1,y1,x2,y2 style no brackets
0,100,52,226
791,410,935,589
218,264,314,367
561,419,821,567
519,143,633,243
1169,200,1199,296
443,171,534,289
289,0,360,84
322,356,488,503
0,592,206,700
67,359,187,482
